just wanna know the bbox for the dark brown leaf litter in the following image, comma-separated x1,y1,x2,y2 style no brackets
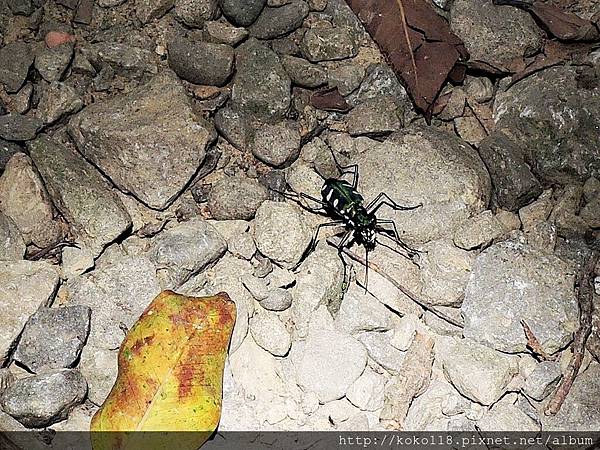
494,0,600,41
345,0,469,121
310,87,351,112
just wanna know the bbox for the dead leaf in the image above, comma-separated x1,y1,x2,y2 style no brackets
91,290,236,450
494,0,600,41
310,87,351,112
345,0,469,120
508,40,595,87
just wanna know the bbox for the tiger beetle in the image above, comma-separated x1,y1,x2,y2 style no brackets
279,151,422,292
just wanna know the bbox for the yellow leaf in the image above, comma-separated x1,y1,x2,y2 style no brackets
90,290,236,450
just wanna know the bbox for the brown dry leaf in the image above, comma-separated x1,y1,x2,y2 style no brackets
494,0,600,41
508,40,596,87
345,0,468,120
310,87,351,112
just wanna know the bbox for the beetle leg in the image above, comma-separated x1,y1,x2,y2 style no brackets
329,149,359,189
293,221,345,270
375,219,420,258
335,230,355,291
366,192,422,215
271,187,328,215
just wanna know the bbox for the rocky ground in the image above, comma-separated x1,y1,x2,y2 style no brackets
0,0,600,441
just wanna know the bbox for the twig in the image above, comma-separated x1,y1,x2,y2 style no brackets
330,238,464,328
545,250,599,416
522,319,555,361
26,241,79,261
395,0,419,91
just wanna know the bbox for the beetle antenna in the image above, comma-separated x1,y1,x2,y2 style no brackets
364,247,369,294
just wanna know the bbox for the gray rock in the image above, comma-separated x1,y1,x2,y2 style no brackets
519,190,553,231
583,177,600,203
404,380,470,431
168,38,234,87
437,336,518,405
292,242,343,336
80,42,157,77
0,212,25,260
204,21,249,46
0,140,22,174
214,106,253,150
345,368,385,412
28,135,131,256
61,246,95,279
67,253,161,350
254,200,311,269
296,329,367,403
282,56,327,88
149,219,226,288
358,331,406,374
0,115,43,141
251,121,301,167
522,361,562,401
353,125,491,244
327,64,364,96
542,362,600,431
464,75,494,103
34,44,74,82
232,39,291,121
478,132,542,211
423,307,463,337
453,210,504,250
135,0,174,23
13,306,91,373
249,310,292,356
495,66,600,184
220,0,266,26
259,288,293,311
174,0,219,27
351,63,408,107
346,96,404,136
581,198,600,228
0,368,14,394
210,219,256,259
208,175,268,220
78,345,117,405
68,71,216,209
36,82,83,125
462,239,579,354
300,27,358,62
0,152,63,247
6,0,32,15
248,1,309,39
477,396,540,431
334,284,397,335
0,42,34,93
0,260,60,366
0,370,87,428
450,0,543,72
419,238,476,306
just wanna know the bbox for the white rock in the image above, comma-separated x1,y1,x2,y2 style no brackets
437,336,518,405
334,284,397,335
229,335,286,402
419,238,476,306
292,242,344,338
346,368,386,411
0,260,60,366
0,153,62,247
295,329,367,403
477,396,540,431
390,314,418,351
249,310,292,357
254,201,312,269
